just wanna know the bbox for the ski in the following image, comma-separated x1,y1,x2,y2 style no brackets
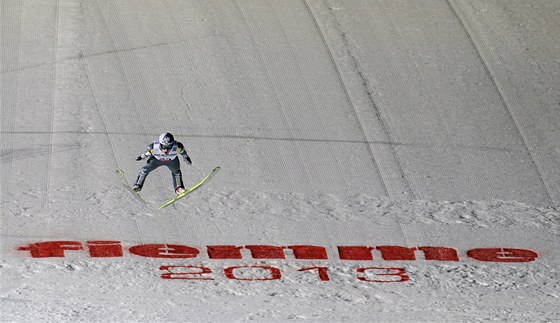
116,169,147,204
159,166,220,209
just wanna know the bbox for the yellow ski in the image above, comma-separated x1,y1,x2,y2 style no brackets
159,167,220,209
116,169,147,204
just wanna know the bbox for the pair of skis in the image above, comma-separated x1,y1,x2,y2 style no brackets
117,167,220,209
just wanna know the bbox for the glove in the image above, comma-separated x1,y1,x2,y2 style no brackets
135,155,143,161
184,156,192,165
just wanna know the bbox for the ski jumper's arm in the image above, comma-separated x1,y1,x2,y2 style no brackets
177,142,192,164
136,142,155,160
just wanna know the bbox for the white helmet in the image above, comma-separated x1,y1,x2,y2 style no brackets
159,132,175,149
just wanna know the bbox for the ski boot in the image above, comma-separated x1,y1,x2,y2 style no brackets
175,186,186,195
133,184,143,192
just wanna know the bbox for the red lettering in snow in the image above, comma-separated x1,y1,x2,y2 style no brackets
338,246,460,261
338,246,376,260
357,267,410,283
299,266,331,281
467,248,538,262
224,266,282,281
207,245,243,259
129,244,199,258
16,240,539,263
18,241,83,258
207,245,328,260
88,241,123,257
245,245,286,259
160,265,214,280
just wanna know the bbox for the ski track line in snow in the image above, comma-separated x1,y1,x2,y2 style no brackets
273,0,349,193
344,0,423,198
149,3,205,181
133,0,185,138
93,0,149,137
0,0,22,202
82,2,140,180
356,0,477,200
161,0,226,182
233,0,311,191
183,0,239,183
161,0,199,123
446,0,554,205
45,0,61,209
118,0,182,188
319,0,552,204
109,0,154,131
311,0,418,199
304,0,395,198
375,0,461,199
257,1,316,191
96,0,181,190
229,0,290,189
83,62,124,173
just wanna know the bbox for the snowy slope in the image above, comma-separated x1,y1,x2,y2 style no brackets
1,0,560,322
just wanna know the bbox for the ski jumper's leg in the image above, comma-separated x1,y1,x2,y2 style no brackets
135,158,162,186
167,158,184,189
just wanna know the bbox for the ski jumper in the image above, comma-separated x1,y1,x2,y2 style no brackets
134,141,190,189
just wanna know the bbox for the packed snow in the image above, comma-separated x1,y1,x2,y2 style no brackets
1,0,559,321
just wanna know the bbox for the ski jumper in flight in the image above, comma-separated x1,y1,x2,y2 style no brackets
133,132,192,194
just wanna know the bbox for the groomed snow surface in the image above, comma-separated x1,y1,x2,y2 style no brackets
1,0,560,322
